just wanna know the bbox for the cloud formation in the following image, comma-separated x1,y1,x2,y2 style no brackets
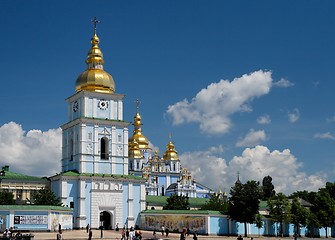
167,70,273,135
274,78,294,88
0,122,327,195
257,114,271,124
0,122,61,177
181,145,325,195
236,129,267,147
314,132,335,140
288,108,300,123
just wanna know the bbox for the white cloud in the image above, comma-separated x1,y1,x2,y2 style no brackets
166,70,273,135
181,145,325,194
236,129,267,147
288,108,300,123
257,114,271,124
180,149,228,190
326,116,335,123
314,132,335,140
274,78,294,88
0,122,61,177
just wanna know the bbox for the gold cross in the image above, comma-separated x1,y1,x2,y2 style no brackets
91,17,100,34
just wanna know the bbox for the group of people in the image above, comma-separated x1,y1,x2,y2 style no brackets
180,228,198,240
2,228,24,240
120,226,142,240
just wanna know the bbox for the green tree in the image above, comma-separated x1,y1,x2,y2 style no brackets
163,194,190,210
267,193,290,237
311,188,335,238
228,180,261,237
261,176,275,200
290,197,309,236
200,194,228,212
32,189,62,206
0,191,15,205
325,182,335,199
255,214,263,237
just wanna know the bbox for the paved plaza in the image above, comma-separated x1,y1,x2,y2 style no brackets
24,229,325,240
30,229,231,239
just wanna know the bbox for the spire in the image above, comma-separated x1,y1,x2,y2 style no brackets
75,17,115,94
235,172,241,184
128,99,150,149
86,17,104,68
163,134,179,161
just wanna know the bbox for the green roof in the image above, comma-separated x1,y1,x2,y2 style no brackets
259,200,268,210
0,205,73,212
142,209,224,215
146,195,209,207
61,171,145,180
0,167,49,182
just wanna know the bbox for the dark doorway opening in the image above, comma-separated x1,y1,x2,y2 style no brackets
100,211,112,230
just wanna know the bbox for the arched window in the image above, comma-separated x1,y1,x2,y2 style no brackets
173,163,176,172
69,139,73,161
101,137,109,160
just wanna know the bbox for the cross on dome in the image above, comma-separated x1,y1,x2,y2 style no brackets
91,17,100,34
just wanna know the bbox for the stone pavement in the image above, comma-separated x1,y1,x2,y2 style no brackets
31,229,227,240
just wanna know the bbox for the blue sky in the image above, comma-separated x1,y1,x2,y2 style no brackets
1,0,335,194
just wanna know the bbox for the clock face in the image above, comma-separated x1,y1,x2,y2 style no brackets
98,99,108,110
73,101,79,112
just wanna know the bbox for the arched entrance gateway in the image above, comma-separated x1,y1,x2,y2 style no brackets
100,211,113,230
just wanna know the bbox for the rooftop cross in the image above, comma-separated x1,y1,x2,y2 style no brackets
135,98,141,113
91,17,100,34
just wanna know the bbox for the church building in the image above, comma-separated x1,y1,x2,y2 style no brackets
128,107,213,198
50,20,146,230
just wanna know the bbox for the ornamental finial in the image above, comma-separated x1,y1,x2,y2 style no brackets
135,98,141,114
91,17,100,34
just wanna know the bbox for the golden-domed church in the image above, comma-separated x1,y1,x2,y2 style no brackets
50,19,146,230
49,19,212,230
128,105,213,198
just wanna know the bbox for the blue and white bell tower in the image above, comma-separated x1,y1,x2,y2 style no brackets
51,19,146,229
61,19,128,176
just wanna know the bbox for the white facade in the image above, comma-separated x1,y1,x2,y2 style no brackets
50,26,146,229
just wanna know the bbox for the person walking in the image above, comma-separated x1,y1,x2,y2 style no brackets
88,229,92,240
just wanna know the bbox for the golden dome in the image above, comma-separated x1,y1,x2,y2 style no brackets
163,140,179,161
129,110,150,149
128,140,143,159
75,23,115,94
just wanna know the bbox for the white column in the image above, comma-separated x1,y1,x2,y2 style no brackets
78,179,86,228
140,183,146,211
93,98,97,118
123,128,129,175
80,124,86,173
93,125,99,173
61,180,67,206
117,100,123,120
111,126,116,174
127,183,134,227
109,100,113,120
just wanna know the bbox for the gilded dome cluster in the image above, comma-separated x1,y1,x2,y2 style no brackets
75,23,115,94
162,141,179,161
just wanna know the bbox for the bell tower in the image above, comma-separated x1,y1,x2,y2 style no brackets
61,18,129,175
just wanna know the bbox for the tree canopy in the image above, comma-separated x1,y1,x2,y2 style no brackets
163,194,190,210
261,175,275,200
0,191,15,205
267,193,291,237
228,180,261,237
200,194,228,212
32,189,62,206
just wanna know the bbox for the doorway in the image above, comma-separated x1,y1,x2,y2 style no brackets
100,211,112,230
